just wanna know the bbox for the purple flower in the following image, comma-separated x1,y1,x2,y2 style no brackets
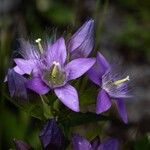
67,19,94,60
72,134,119,150
14,139,32,150
15,37,95,112
7,69,28,99
39,119,64,150
87,52,130,123
14,19,94,76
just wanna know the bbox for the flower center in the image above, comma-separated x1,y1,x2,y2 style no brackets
113,76,130,86
43,61,66,88
102,74,130,93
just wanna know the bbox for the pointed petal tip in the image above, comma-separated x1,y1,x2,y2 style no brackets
14,58,37,75
115,99,128,124
54,84,80,112
96,109,104,114
57,37,65,42
66,102,79,112
87,18,94,24
72,105,80,112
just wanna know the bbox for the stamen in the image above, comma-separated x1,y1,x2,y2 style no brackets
35,38,44,54
114,76,129,86
51,62,60,79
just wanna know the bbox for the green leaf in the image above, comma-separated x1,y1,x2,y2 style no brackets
40,96,53,119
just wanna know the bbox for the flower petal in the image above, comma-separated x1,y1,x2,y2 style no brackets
65,58,95,81
87,52,110,85
14,58,37,75
26,77,50,95
67,19,94,59
115,99,128,123
54,84,79,112
39,119,64,149
14,139,32,150
46,37,67,65
98,138,119,150
96,89,111,114
72,134,92,150
14,66,25,75
7,69,28,99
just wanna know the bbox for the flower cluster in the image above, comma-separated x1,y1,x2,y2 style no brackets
14,119,119,150
7,19,130,122
6,19,131,150
7,19,95,112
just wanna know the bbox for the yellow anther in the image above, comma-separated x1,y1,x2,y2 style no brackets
114,76,129,86
35,38,43,54
35,38,41,43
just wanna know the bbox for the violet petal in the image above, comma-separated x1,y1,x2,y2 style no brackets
115,99,128,123
54,84,79,112
87,52,110,85
72,134,92,150
96,89,112,114
98,138,119,150
67,19,94,59
46,37,67,65
14,58,37,75
14,139,32,150
26,77,50,95
7,69,27,99
39,119,64,150
14,66,25,75
65,58,95,81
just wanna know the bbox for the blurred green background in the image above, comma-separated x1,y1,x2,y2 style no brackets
0,0,150,149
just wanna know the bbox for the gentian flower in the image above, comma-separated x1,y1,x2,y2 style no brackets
72,134,119,150
6,20,95,111
39,119,64,150
67,19,94,60
14,139,32,150
16,37,95,112
13,19,94,76
87,52,130,123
